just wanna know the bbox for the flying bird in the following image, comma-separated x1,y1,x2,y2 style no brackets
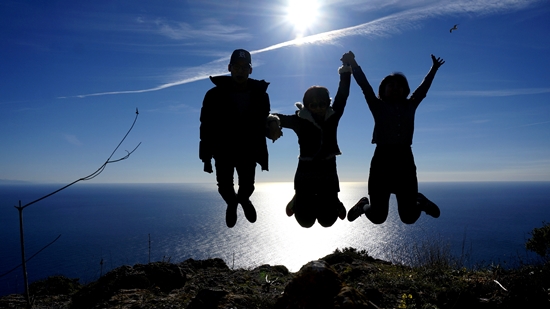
450,24,459,33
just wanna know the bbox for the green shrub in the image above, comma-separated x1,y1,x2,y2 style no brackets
526,221,550,260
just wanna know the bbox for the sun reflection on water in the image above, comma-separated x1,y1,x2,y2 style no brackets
2,182,548,296
174,182,435,272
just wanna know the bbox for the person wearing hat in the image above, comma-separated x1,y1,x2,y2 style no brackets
199,49,281,228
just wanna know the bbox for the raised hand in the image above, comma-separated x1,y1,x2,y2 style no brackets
203,160,213,173
431,54,445,69
341,51,358,68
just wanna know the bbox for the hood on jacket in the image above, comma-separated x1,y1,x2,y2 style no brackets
209,75,270,92
295,102,335,129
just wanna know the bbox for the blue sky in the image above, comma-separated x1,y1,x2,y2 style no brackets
1,0,549,184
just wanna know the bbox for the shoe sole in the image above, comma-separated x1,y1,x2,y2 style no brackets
347,197,369,222
418,193,440,218
286,196,295,217
241,202,257,223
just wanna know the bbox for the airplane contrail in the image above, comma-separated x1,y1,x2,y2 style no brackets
67,0,538,99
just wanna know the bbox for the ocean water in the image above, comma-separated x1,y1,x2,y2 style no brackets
1,181,549,296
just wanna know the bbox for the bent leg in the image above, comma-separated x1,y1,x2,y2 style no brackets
294,192,316,228
316,193,340,228
396,192,421,224
367,155,391,224
394,149,420,224
366,192,390,224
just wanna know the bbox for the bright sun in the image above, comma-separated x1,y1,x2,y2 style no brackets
286,0,319,37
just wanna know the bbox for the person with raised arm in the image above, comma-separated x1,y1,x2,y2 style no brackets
342,51,444,224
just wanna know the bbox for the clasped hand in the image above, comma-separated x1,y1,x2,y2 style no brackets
268,121,283,142
203,161,213,173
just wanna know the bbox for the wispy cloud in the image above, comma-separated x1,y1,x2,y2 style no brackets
442,88,550,97
63,134,83,146
70,0,541,99
513,120,550,128
154,18,252,42
59,60,229,99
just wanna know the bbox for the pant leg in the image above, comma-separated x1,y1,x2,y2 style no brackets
366,147,391,224
294,191,316,228
366,189,391,224
294,158,340,193
316,192,340,227
235,160,257,202
396,192,420,224
394,148,420,224
214,158,238,205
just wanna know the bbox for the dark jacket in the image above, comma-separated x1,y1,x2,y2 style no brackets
352,66,435,146
199,76,271,170
274,72,351,161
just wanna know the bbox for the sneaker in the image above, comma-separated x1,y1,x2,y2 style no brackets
348,197,369,222
226,203,238,228
337,202,346,220
286,195,295,217
417,192,440,218
240,200,257,223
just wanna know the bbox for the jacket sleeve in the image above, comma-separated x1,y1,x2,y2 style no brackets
273,113,299,132
352,66,379,111
409,65,440,107
331,71,351,115
199,90,215,162
262,92,274,137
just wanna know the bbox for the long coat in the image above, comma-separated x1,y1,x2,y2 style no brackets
199,76,271,170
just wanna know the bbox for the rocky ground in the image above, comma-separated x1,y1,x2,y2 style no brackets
1,248,549,309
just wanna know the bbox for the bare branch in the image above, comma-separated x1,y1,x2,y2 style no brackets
16,109,140,210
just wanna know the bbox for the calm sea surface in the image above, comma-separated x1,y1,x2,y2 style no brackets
1,181,549,296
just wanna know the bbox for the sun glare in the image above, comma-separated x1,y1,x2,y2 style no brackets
286,0,319,37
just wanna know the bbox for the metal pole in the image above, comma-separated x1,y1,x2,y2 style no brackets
16,200,31,308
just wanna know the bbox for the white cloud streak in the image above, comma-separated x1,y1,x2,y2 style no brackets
70,0,540,99
513,120,550,128
155,18,252,41
59,60,229,99
63,134,83,146
442,88,550,97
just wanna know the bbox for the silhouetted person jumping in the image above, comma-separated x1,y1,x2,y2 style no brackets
270,53,352,228
343,51,443,224
199,49,280,228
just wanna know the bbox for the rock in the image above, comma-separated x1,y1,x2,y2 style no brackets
275,260,371,309
180,257,229,271
275,260,338,309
